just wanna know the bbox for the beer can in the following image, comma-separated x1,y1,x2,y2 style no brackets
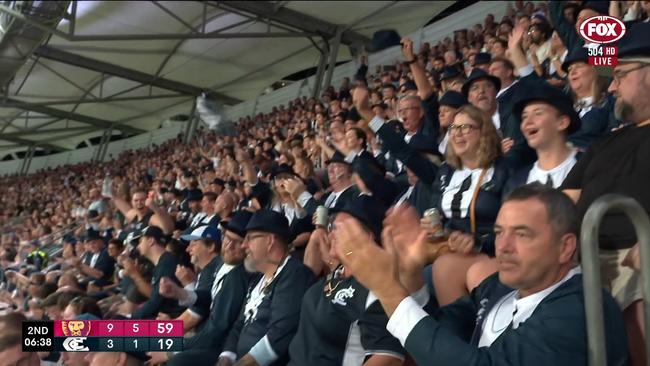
423,208,444,238
315,205,329,227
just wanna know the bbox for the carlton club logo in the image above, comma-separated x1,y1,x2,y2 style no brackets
579,16,627,67
61,320,91,337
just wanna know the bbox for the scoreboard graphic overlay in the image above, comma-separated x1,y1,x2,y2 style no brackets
22,320,183,353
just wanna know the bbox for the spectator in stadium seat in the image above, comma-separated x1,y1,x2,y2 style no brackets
439,65,465,93
462,66,535,169
160,225,223,331
73,228,115,287
472,52,491,72
430,105,510,306
186,192,220,230
216,210,315,366
561,46,618,150
289,196,409,366
150,211,253,366
332,184,629,366
562,22,650,366
110,188,174,235
468,83,584,293
490,39,508,59
437,90,469,155
289,152,358,216
127,226,185,319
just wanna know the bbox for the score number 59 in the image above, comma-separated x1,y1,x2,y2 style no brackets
156,323,174,334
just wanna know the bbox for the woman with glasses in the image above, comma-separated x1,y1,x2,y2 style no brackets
430,104,510,307
288,195,413,366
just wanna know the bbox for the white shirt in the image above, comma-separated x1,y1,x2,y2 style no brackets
89,252,100,268
211,263,235,307
577,96,595,117
395,186,414,206
491,111,501,131
526,150,578,188
438,132,449,156
440,167,495,219
477,267,581,347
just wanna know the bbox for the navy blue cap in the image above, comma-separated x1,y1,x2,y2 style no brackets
562,46,589,72
141,225,168,244
368,29,402,52
221,210,254,238
513,82,581,134
326,151,350,165
439,90,468,108
439,65,462,81
186,189,203,202
474,52,492,66
618,21,650,60
245,209,291,243
211,178,225,187
336,195,387,241
462,68,501,96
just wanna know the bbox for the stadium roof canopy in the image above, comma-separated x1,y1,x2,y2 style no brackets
0,0,453,155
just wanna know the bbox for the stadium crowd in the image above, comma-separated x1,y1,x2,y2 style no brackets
0,0,649,365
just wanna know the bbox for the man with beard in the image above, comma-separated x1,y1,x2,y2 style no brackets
562,22,650,366
216,210,315,366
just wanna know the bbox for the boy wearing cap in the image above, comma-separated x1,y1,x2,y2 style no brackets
218,210,315,366
128,226,185,320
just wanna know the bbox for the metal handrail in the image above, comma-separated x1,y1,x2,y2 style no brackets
581,194,650,366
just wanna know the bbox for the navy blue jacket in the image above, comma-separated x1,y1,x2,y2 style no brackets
433,159,512,256
223,257,315,365
569,95,619,150
182,264,252,351
497,77,541,170
403,272,628,366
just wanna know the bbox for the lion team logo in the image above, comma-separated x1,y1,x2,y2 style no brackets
61,320,91,337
